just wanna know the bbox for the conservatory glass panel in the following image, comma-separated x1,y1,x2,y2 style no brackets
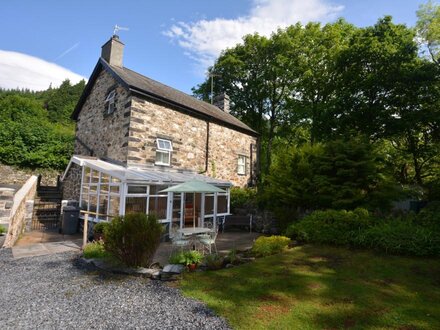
109,195,120,216
91,169,99,183
127,186,148,194
125,197,147,214
89,195,97,213
148,195,167,220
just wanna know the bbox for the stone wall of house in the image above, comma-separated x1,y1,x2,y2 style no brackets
62,163,82,202
74,70,130,162
209,123,257,187
3,175,38,248
127,97,258,187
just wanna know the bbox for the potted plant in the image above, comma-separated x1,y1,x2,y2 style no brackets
184,250,203,271
168,250,203,271
93,222,109,241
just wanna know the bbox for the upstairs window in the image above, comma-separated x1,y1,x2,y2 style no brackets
237,155,246,175
105,90,116,115
155,138,173,166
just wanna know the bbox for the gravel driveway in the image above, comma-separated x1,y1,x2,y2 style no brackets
0,249,230,329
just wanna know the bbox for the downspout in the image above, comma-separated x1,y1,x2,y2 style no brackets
249,143,253,187
75,136,94,156
199,120,210,174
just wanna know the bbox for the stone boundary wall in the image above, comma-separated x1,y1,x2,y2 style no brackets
0,187,16,224
3,176,38,248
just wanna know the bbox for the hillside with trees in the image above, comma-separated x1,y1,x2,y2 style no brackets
0,80,85,170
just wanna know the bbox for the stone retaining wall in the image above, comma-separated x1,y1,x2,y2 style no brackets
0,187,15,224
3,176,38,248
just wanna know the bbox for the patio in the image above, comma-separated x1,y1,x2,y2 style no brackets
154,230,260,265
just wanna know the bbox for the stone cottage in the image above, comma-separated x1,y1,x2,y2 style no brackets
61,35,258,229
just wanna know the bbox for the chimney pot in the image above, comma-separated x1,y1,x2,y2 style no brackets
213,93,230,114
101,36,124,67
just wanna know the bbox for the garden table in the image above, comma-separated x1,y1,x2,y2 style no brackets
178,227,211,236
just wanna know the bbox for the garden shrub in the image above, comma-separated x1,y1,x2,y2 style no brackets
286,208,373,245
0,225,6,234
265,138,399,213
93,222,108,234
355,220,440,256
417,202,440,229
83,241,110,259
204,253,224,270
104,213,163,267
230,187,257,212
252,235,291,257
93,222,109,240
286,208,440,257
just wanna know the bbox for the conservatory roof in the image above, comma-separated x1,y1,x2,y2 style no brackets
63,156,232,187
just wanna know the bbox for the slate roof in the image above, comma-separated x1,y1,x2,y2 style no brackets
72,58,257,136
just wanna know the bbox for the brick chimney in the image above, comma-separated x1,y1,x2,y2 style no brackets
213,93,230,114
101,35,124,67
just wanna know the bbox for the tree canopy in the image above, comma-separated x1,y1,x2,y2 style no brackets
0,80,85,169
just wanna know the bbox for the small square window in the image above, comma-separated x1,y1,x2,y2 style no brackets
238,155,246,175
155,138,172,166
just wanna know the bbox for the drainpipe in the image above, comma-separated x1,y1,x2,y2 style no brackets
199,120,210,174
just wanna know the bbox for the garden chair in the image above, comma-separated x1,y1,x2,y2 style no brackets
199,225,219,255
169,224,190,255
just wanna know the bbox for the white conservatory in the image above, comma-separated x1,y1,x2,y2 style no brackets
62,156,231,232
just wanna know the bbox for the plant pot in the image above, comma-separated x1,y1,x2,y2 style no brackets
187,263,198,271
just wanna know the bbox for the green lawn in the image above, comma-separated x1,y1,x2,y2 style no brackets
179,245,440,329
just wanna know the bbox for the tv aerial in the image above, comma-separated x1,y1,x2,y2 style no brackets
113,25,129,36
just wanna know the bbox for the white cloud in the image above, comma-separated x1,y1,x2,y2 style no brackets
164,0,344,69
0,50,86,91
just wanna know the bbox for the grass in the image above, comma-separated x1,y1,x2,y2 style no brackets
179,245,440,330
82,241,111,259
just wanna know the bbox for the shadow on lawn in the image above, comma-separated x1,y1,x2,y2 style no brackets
182,245,440,329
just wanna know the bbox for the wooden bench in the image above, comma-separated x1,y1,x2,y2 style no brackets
223,215,253,232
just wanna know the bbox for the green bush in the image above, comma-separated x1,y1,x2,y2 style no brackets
204,253,224,270
83,241,110,259
417,202,440,229
286,208,373,245
252,235,291,257
286,208,440,257
104,213,163,267
93,222,109,235
169,250,203,266
230,187,257,212
265,139,398,212
355,220,440,256
0,225,6,234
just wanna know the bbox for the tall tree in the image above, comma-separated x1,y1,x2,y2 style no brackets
417,0,440,66
283,20,355,144
193,33,296,175
334,17,419,140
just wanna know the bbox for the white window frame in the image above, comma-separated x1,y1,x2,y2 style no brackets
237,155,246,175
155,138,173,166
105,90,116,115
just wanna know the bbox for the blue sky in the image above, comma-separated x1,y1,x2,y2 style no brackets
0,0,428,93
